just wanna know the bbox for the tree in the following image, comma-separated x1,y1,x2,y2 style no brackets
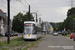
50,22,63,31
72,18,75,30
57,23,64,31
56,7,75,31
23,12,34,21
12,12,23,33
67,7,75,17
12,12,34,33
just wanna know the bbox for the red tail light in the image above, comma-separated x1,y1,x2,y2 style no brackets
10,33,11,35
5,33,6,34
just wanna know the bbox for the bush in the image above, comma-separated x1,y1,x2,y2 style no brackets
72,30,75,32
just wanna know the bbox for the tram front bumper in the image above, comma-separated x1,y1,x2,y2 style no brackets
23,35,37,39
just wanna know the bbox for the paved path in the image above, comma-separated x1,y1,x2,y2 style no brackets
33,35,75,50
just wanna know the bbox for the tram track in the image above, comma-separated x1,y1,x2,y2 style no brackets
9,41,34,50
1,35,45,50
9,35,45,50
16,41,34,50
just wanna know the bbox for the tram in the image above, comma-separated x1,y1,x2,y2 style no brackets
23,21,42,40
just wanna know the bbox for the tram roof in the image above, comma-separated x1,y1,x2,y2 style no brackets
24,21,41,27
24,21,36,24
24,21,39,24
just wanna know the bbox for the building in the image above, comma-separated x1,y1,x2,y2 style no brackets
0,9,11,36
41,22,53,34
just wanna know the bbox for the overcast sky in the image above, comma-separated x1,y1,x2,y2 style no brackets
0,0,72,22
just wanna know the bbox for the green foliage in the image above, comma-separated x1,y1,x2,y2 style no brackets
12,12,24,33
57,7,75,31
50,22,63,31
0,37,28,50
1,48,9,50
22,36,45,50
72,30,75,32
64,14,75,31
12,12,34,33
0,37,26,47
57,23,64,31
67,7,75,17
65,34,70,37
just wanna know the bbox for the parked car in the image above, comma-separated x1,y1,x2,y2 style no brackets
66,31,68,34
62,31,67,35
53,32,58,36
5,31,14,36
70,33,75,39
58,31,61,34
14,32,18,36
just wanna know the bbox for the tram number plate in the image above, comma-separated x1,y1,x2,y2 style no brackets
28,34,30,37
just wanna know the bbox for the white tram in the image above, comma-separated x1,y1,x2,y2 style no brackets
23,21,42,40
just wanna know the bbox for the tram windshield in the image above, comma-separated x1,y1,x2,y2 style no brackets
24,23,35,34
24,26,33,34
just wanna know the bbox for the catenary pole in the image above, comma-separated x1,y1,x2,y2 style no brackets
29,5,30,21
7,0,10,44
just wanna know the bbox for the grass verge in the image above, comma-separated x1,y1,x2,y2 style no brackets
0,36,5,38
0,37,27,50
64,34,70,37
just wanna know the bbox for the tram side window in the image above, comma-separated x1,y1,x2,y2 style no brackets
32,27,37,34
36,27,41,32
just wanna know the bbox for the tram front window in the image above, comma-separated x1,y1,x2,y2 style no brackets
24,27,33,34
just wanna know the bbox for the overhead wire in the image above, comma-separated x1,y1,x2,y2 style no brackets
2,0,37,12
24,0,37,12
0,5,7,12
2,0,24,12
1,0,38,13
25,0,29,5
17,0,28,8
0,5,6,8
1,0,18,13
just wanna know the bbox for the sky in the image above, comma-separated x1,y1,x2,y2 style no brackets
0,0,72,22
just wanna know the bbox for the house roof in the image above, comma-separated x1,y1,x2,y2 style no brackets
0,9,6,17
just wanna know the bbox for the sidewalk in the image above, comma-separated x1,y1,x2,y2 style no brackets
65,36,74,41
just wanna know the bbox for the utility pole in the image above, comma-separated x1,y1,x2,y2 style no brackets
55,22,56,31
28,5,30,21
7,0,10,44
73,19,75,30
73,20,74,30
71,0,73,7
31,12,38,22
36,13,37,22
70,0,75,8
70,20,71,30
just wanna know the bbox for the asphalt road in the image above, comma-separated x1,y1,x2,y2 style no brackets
33,35,75,50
